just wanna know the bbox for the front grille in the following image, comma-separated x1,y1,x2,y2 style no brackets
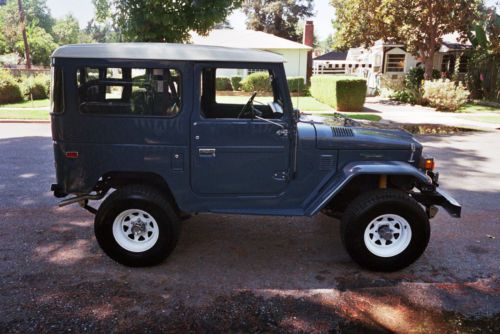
331,127,354,137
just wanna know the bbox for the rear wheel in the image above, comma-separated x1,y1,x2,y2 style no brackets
95,185,180,267
340,189,430,271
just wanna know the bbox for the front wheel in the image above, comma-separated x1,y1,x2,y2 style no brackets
94,185,180,267
340,189,430,272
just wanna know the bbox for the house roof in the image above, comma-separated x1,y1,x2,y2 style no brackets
313,51,348,61
52,43,285,63
190,29,312,50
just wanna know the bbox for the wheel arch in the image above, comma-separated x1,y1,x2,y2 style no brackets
98,171,182,214
305,161,432,216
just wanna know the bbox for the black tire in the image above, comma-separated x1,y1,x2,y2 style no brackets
340,189,430,272
94,185,180,267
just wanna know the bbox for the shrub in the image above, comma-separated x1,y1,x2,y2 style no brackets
423,79,469,111
310,75,367,111
230,76,242,91
21,74,51,100
287,77,306,93
240,72,272,92
216,77,232,91
0,71,23,104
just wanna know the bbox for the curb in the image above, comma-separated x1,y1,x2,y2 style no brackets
0,119,50,124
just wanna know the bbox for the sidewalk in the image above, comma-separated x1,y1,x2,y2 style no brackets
360,97,500,130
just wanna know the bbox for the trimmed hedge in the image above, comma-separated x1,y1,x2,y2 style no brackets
241,72,272,92
231,76,242,91
287,77,306,93
310,75,367,111
0,71,23,104
216,76,232,91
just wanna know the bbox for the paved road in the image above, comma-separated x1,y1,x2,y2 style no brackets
0,123,499,333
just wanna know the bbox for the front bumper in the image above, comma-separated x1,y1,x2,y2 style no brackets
412,188,461,218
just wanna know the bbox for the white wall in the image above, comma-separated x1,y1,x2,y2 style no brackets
266,49,309,80
213,49,309,80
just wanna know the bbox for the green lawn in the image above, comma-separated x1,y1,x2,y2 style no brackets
0,109,50,119
456,114,500,124
0,99,50,120
458,103,500,113
0,99,50,108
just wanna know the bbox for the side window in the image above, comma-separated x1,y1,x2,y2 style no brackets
51,66,64,114
201,67,283,119
76,67,181,117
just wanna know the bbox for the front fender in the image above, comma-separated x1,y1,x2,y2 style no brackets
304,161,432,216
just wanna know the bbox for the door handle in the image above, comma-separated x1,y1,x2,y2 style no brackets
199,148,216,157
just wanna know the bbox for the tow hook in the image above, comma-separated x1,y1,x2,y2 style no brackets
426,205,439,219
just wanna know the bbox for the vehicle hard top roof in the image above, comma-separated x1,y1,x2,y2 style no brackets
52,43,286,63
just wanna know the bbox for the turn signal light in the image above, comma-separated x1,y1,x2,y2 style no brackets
420,158,435,171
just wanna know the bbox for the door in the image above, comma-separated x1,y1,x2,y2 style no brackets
190,64,291,195
191,119,290,195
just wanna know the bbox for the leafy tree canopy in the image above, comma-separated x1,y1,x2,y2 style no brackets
0,0,54,52
15,25,57,66
52,14,80,45
93,0,241,42
242,0,314,42
330,0,483,77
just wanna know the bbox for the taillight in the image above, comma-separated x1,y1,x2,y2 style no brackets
65,151,79,159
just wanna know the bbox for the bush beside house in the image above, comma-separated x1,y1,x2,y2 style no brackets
241,72,272,92
423,79,469,111
215,77,232,91
310,75,367,111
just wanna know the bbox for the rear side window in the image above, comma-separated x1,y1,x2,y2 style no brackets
51,67,64,114
76,67,181,117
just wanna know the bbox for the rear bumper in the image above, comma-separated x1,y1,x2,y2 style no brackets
412,188,461,218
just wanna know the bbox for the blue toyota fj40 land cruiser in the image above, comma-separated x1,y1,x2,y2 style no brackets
50,43,461,271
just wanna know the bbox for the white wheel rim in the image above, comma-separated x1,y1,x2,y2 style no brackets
363,214,412,257
112,209,159,253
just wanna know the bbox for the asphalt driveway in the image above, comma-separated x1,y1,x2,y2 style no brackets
0,123,499,333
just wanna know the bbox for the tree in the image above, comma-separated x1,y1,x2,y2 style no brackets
93,0,241,42
242,0,314,42
0,0,54,52
17,0,31,68
15,25,57,65
330,0,482,78
52,14,80,45
84,19,120,43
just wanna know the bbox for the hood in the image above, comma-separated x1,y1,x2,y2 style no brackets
306,120,421,151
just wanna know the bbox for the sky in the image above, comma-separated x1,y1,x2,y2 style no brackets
46,0,499,41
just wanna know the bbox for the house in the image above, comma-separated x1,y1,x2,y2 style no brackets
313,33,471,91
190,29,312,80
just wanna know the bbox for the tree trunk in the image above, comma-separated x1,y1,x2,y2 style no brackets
17,0,31,69
423,50,435,80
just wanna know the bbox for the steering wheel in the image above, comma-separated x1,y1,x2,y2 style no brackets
238,92,259,118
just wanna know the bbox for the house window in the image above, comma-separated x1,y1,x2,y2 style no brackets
386,54,405,72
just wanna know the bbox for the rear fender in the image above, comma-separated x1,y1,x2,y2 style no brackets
304,161,432,216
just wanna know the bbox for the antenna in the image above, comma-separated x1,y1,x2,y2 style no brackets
297,49,301,109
